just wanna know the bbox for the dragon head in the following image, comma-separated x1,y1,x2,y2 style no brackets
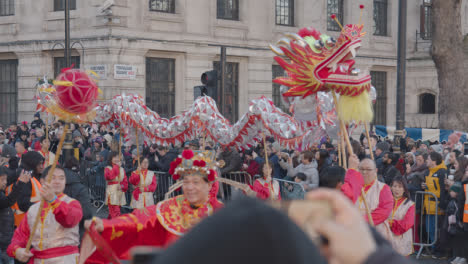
271,24,370,98
270,9,373,123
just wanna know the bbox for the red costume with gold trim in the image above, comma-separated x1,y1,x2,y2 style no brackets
7,193,82,264
83,195,223,263
81,150,224,263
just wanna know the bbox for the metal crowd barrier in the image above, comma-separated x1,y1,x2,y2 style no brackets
275,178,306,200
218,171,253,200
413,191,439,259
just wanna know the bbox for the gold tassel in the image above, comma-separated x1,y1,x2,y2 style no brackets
337,91,373,124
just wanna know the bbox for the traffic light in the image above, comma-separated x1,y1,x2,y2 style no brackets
199,70,218,100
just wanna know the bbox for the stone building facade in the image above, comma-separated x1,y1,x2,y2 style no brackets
0,0,467,127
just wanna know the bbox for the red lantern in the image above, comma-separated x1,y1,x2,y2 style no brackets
54,69,99,114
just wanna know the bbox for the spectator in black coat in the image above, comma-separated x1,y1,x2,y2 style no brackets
0,167,30,263
15,151,45,214
381,152,402,185
154,146,179,172
219,147,242,175
30,112,44,130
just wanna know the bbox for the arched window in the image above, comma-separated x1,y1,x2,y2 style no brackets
419,93,436,114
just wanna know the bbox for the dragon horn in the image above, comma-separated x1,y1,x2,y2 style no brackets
284,33,308,48
276,37,292,47
269,44,284,56
284,33,303,42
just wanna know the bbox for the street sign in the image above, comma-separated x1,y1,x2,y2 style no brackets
114,64,136,80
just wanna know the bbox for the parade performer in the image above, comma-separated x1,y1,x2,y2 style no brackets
7,166,83,263
129,157,157,209
104,151,128,219
38,137,55,168
80,149,223,263
253,163,281,201
356,159,393,239
388,176,415,256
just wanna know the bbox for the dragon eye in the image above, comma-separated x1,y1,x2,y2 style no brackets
314,39,324,50
326,37,336,47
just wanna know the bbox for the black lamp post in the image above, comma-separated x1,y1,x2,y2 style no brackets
394,0,407,153
62,0,74,164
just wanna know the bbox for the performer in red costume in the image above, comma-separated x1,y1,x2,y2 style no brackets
253,163,281,200
388,176,415,256
80,149,223,263
356,159,394,239
341,154,365,203
104,151,128,219
8,166,83,263
129,157,157,209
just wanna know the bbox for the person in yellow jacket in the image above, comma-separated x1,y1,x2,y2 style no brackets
421,152,447,253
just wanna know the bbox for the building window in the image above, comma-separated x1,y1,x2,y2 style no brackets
54,56,80,78
272,65,289,113
217,0,239,20
54,0,76,11
0,0,14,16
276,0,294,26
146,58,175,119
373,0,388,36
420,0,432,40
213,61,239,123
327,0,343,31
149,0,175,13
419,93,436,114
370,71,387,125
0,60,18,125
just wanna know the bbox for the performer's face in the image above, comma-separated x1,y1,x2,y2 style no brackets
358,159,377,184
50,168,66,194
182,175,210,205
391,181,404,199
141,159,149,170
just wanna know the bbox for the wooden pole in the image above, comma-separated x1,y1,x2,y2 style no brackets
341,126,347,169
337,131,342,167
331,91,354,156
262,132,269,169
135,127,141,169
201,124,207,151
45,112,49,140
26,123,68,252
118,129,122,162
361,189,375,227
364,123,374,160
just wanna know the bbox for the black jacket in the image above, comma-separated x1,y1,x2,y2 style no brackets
219,150,242,175
154,149,179,172
30,119,45,130
64,169,94,239
381,164,402,186
0,181,26,249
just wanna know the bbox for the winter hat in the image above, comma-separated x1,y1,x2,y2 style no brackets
72,130,82,138
450,182,462,194
430,144,443,154
103,134,113,145
272,142,281,151
34,112,41,118
1,144,16,158
244,149,253,156
376,142,390,152
21,151,45,171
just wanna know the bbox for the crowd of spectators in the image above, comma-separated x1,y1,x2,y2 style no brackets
1,112,468,263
